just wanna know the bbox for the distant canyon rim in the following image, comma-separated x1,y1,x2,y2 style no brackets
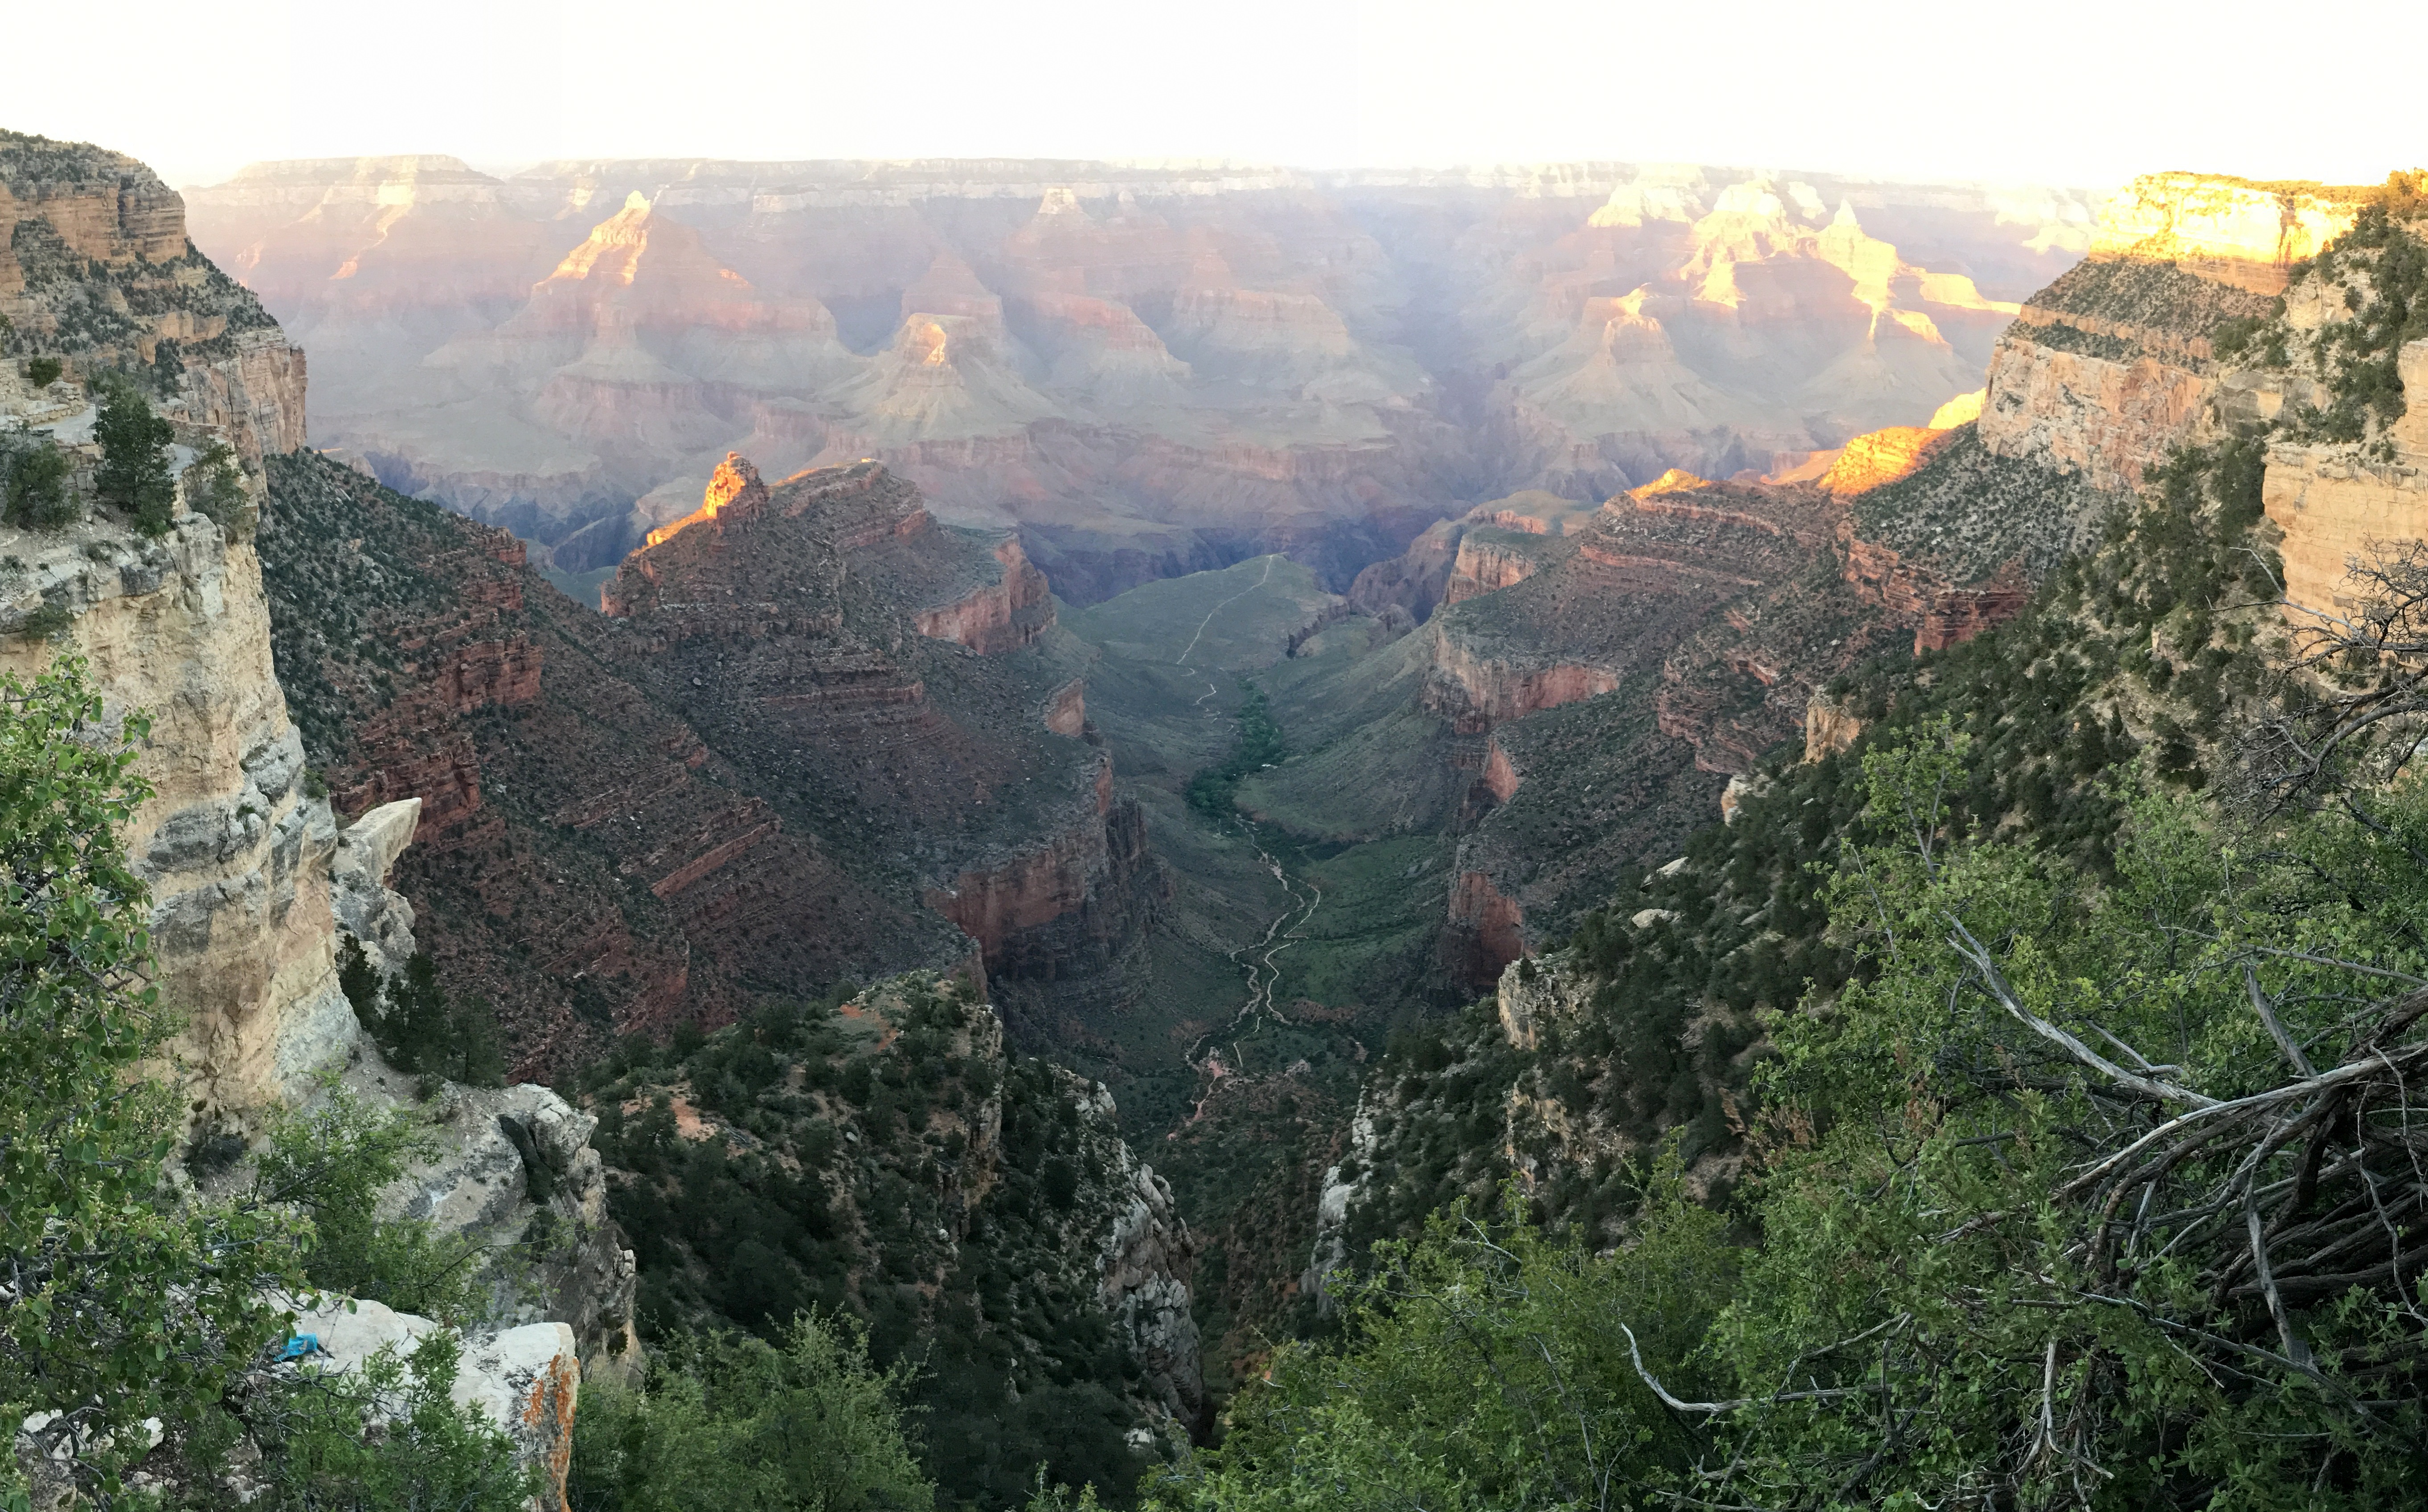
183,158,2099,602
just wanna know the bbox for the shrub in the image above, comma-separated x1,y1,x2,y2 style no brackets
253,1086,491,1324
364,951,507,1087
24,355,61,389
0,658,298,1499
237,1331,537,1512
3,439,77,530
569,1313,934,1512
188,439,253,542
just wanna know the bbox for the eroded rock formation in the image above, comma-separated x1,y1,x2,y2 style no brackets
185,157,2094,598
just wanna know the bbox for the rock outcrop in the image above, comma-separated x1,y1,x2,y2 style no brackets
0,499,349,1119
1975,173,2372,495
1,131,305,465
2,136,638,1440
280,1297,579,1508
2262,338,2428,613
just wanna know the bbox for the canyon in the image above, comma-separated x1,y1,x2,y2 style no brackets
21,109,2428,1506
183,158,2096,600
4,126,1216,1501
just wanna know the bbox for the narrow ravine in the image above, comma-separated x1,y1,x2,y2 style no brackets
1169,555,1327,1085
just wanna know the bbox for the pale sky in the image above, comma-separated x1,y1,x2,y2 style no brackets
12,0,2422,192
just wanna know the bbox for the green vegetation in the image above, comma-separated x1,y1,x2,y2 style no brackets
2217,206,2428,449
92,376,176,535
581,974,1163,1508
25,355,61,388
570,1314,934,1512
1185,682,1285,817
254,1087,493,1323
2027,257,2280,347
177,1331,538,1512
1169,728,2428,1507
188,438,253,541
2294,206,2427,444
340,942,508,1089
0,657,283,1498
1848,424,2126,584
1346,433,2279,1255
2,436,77,530
0,656,528,1506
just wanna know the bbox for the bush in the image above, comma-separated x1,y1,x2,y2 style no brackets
569,1313,935,1512
236,1332,537,1512
25,355,61,388
3,438,77,530
0,657,298,1500
188,439,254,542
360,950,507,1087
253,1086,491,1324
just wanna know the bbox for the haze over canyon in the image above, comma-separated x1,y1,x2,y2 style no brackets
183,158,2096,600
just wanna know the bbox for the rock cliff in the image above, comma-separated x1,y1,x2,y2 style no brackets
1,131,304,466
1,132,639,1396
261,447,1156,1074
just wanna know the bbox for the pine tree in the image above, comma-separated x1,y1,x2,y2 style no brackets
91,378,176,535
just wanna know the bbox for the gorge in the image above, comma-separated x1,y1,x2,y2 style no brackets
9,114,2428,1511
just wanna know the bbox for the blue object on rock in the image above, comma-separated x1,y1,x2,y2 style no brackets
278,1333,323,1361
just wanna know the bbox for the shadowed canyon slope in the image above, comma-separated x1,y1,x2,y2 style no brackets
186,159,2096,598
256,448,1157,1076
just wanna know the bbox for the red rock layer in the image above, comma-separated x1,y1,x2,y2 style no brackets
1841,533,2031,652
1044,679,1088,736
1442,536,1544,606
913,537,1055,654
1444,870,1528,989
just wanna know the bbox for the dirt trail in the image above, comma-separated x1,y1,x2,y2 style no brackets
1169,554,1324,1083
1176,556,1275,708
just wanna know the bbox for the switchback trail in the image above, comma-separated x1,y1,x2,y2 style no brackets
1177,556,1275,708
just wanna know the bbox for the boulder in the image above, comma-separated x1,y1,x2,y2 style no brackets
283,1297,577,1510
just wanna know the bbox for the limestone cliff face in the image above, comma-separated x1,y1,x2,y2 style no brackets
1976,173,2356,494
2088,172,2357,296
1978,338,2211,493
2264,339,2428,613
0,511,352,1119
912,535,1054,653
1442,532,1548,606
926,757,1165,984
1421,634,1617,734
1077,1078,1205,1428
0,137,639,1384
1,131,306,465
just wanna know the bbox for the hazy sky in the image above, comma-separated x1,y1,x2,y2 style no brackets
14,0,2423,191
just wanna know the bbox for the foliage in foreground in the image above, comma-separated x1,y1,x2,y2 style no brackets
1166,734,2428,1510
569,1313,934,1512
0,659,287,1499
254,1087,492,1324
0,657,526,1508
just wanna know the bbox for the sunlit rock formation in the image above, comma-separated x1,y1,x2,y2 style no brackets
186,158,2095,598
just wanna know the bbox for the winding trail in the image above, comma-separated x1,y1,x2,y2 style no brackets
1176,556,1276,708
1167,554,1328,1091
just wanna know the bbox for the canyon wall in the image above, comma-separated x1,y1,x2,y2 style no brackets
260,444,1156,1072
1,133,337,1116
185,157,2095,598
1978,172,2369,494
0,512,352,1117
2262,339,2428,613
2,134,642,1373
